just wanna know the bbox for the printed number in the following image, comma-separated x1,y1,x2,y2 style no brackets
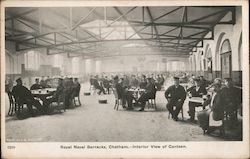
7,146,15,149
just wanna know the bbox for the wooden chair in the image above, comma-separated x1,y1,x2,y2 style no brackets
14,97,27,117
50,94,66,112
113,88,122,110
168,106,184,120
7,92,15,116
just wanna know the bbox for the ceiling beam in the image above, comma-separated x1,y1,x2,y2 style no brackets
154,7,183,21
71,7,96,30
107,7,137,27
5,8,38,21
15,18,39,32
146,7,160,43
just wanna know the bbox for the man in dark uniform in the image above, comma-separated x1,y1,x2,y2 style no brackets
221,78,242,126
113,76,133,109
12,78,45,117
44,78,65,107
137,77,156,111
72,78,81,98
63,77,73,109
186,78,207,122
165,77,186,121
30,78,43,90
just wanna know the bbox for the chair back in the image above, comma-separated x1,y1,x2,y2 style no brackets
75,85,81,97
7,92,14,104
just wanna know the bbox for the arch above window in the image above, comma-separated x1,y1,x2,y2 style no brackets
220,39,232,54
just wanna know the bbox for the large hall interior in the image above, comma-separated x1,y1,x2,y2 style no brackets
4,6,243,142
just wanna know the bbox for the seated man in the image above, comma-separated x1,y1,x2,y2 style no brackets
30,78,43,90
12,78,45,117
197,82,225,135
40,79,51,88
221,78,242,126
44,78,65,107
137,77,156,111
186,78,207,122
165,77,186,121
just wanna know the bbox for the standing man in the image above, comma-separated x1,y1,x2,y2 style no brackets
113,76,133,109
165,77,186,121
103,76,111,94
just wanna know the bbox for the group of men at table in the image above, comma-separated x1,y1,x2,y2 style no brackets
164,76,241,132
10,77,81,117
113,75,157,111
113,74,242,127
90,74,165,95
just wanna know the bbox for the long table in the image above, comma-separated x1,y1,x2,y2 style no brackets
188,97,204,104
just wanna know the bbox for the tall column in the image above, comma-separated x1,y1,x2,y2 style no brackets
95,60,101,73
85,59,94,74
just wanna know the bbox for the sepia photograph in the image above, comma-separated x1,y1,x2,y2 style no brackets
1,0,249,158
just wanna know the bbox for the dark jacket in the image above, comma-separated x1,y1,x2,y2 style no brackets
221,86,242,111
114,82,123,99
12,85,34,103
187,86,207,97
164,85,186,103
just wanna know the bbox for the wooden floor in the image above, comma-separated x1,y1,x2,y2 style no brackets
5,83,242,142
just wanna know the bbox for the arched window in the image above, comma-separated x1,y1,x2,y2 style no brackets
215,32,226,72
205,48,212,73
220,39,232,78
